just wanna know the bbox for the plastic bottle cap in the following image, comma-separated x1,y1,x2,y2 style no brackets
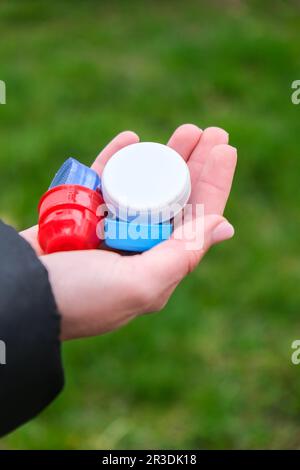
38,158,103,254
104,217,173,252
49,157,101,191
38,185,103,254
102,142,191,223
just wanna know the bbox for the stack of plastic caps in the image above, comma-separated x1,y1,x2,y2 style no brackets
38,158,104,254
101,142,191,252
38,143,191,254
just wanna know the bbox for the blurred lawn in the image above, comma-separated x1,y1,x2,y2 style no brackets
1,0,300,449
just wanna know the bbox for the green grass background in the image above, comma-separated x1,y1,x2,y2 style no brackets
1,0,300,449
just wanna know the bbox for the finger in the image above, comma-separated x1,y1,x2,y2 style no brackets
19,225,43,255
167,124,202,161
132,214,234,291
188,127,229,188
91,130,139,175
195,144,237,215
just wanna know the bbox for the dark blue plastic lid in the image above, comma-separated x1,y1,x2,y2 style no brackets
49,157,101,191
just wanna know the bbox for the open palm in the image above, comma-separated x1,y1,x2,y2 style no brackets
21,125,237,340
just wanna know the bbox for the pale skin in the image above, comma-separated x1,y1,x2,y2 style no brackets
20,124,237,340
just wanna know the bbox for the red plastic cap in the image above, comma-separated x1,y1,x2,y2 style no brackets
38,185,104,254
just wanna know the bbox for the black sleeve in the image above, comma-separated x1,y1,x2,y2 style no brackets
0,221,64,437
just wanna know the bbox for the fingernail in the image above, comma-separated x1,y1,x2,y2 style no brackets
212,221,235,244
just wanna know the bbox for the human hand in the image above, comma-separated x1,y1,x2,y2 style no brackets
20,125,237,340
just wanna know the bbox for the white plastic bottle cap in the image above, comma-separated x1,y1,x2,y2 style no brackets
102,142,191,223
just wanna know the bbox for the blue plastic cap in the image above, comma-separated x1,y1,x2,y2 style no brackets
104,218,173,252
49,157,101,191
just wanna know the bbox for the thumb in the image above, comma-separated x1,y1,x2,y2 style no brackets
174,214,234,274
206,216,235,248
172,213,234,255
139,214,234,286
